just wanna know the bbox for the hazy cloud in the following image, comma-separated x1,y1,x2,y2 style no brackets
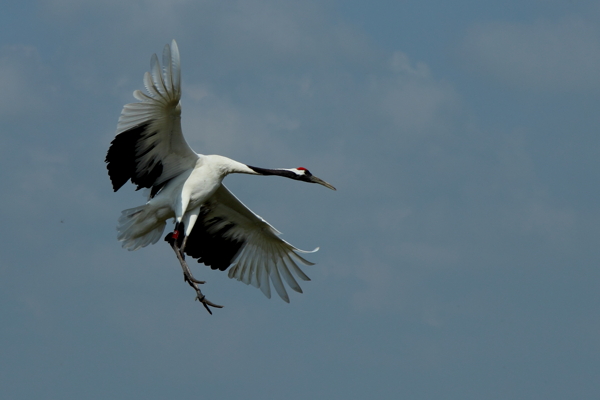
461,16,600,91
0,45,53,118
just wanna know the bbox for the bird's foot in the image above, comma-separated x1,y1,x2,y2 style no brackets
183,266,222,315
169,236,223,314
194,289,224,315
183,270,222,314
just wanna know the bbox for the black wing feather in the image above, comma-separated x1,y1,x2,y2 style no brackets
105,122,164,194
184,208,245,271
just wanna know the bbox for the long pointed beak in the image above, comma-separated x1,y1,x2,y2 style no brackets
309,175,336,191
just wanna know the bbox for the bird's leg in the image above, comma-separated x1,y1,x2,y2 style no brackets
180,235,189,255
173,243,223,314
179,206,200,255
171,221,191,257
164,229,223,314
172,221,185,248
165,224,204,284
174,241,204,284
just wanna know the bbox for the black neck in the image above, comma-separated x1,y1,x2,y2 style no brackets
247,165,297,179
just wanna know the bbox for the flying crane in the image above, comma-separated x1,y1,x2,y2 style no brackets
105,40,335,313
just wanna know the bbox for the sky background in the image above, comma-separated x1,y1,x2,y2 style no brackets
1,0,600,399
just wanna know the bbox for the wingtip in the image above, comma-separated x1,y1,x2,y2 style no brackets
296,246,319,254
165,40,179,61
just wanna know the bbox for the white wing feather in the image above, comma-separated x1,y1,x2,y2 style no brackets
115,40,198,189
206,185,317,302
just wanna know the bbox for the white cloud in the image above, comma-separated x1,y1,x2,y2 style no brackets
358,51,463,139
461,17,600,91
181,89,302,162
398,242,461,267
502,201,577,244
209,0,372,67
0,45,52,119
40,0,193,22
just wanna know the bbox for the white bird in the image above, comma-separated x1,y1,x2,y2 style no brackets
105,40,335,313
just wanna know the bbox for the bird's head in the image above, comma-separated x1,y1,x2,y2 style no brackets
289,167,337,190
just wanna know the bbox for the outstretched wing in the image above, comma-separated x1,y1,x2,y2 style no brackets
105,40,199,197
184,185,317,303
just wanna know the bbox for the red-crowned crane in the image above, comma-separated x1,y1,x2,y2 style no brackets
105,40,335,314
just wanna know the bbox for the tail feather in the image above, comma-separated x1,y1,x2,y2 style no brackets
117,204,167,251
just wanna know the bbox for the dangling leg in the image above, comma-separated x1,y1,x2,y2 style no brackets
179,206,201,255
166,221,204,284
165,219,223,314
176,206,202,283
171,237,223,314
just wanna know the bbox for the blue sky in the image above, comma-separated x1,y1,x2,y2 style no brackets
1,1,599,399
